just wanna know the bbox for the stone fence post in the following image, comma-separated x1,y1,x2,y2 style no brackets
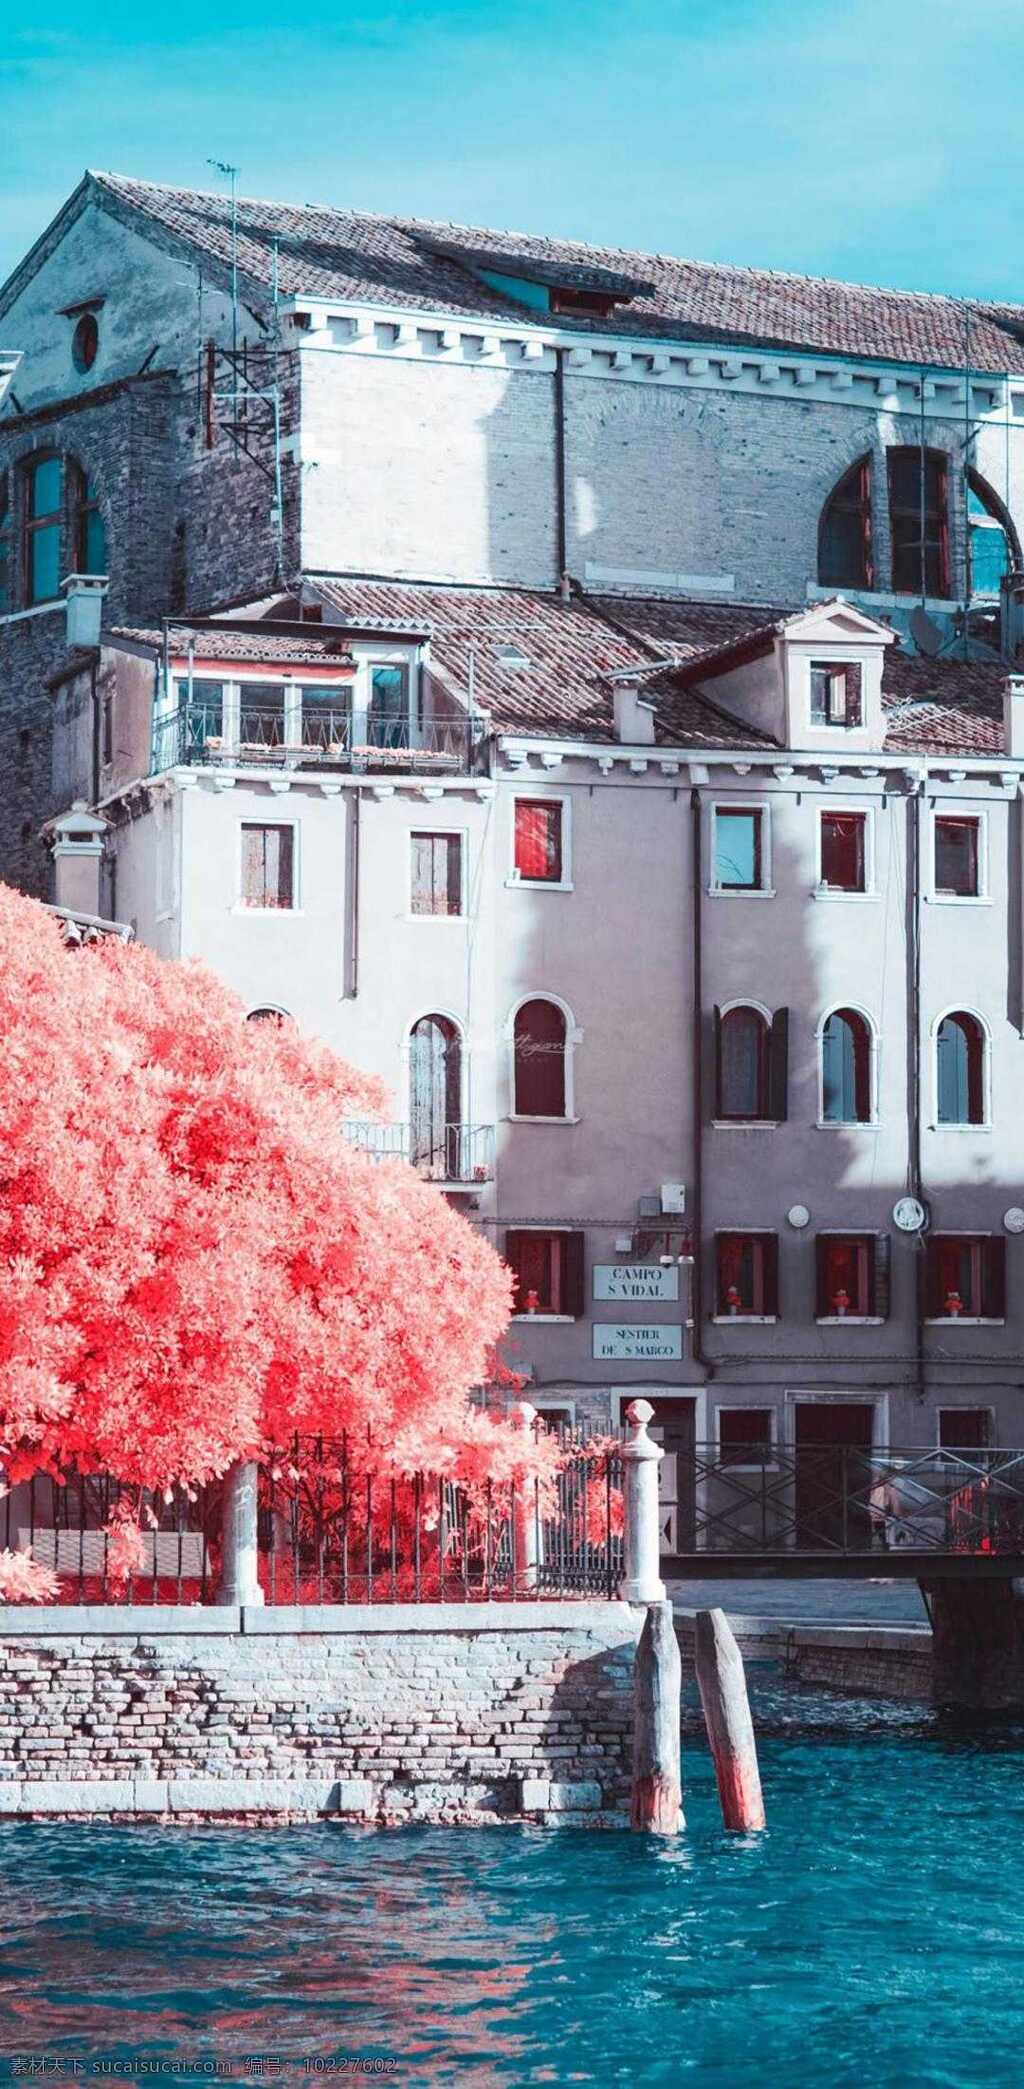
512,1399,542,1591
619,1398,666,1605
217,1459,265,1608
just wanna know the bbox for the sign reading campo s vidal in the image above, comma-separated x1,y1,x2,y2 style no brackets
592,1324,683,1361
593,1264,679,1302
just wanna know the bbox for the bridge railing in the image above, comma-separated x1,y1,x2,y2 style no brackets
670,1443,1024,1558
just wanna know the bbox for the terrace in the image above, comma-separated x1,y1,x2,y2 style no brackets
150,660,483,777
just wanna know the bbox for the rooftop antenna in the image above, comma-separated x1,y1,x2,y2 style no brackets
206,158,240,371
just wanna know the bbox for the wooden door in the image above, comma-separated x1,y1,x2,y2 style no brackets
644,1397,697,1557
409,1016,460,1177
794,1402,874,1550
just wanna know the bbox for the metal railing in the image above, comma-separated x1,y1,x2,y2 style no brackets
668,1444,1024,1559
342,1121,495,1184
153,706,481,775
5,1430,621,1605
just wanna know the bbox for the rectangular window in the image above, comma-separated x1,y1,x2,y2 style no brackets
934,816,980,898
411,831,463,917
514,799,563,883
718,1407,774,1467
713,808,764,891
815,1235,876,1318
240,823,295,910
300,683,351,754
716,1232,779,1317
26,455,63,606
938,1408,991,1449
179,678,225,755
505,1229,585,1317
888,448,950,598
810,662,863,728
820,811,867,891
238,681,285,752
368,664,410,749
926,1235,1005,1320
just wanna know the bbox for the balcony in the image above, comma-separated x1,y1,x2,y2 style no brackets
342,1121,495,1186
152,702,482,777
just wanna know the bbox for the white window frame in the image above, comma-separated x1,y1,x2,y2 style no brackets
708,799,774,898
350,641,421,749
713,1402,779,1472
507,1223,577,1323
814,1229,885,1325
233,815,300,914
808,658,863,730
929,1004,992,1132
814,804,876,900
407,824,468,921
507,790,573,892
927,806,990,906
711,1226,778,1325
815,1002,880,1129
505,990,582,1124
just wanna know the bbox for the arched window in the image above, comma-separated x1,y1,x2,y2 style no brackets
69,460,107,576
246,1006,291,1024
24,453,63,605
818,455,873,590
718,1006,769,1120
936,1012,985,1125
821,1008,872,1124
887,447,950,598
409,1013,462,1174
513,998,567,1118
968,471,1018,601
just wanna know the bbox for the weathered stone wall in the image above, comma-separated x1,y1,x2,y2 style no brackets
0,1602,640,1824
783,1624,933,1702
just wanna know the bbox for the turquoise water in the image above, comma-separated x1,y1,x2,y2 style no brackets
2,1677,1023,2087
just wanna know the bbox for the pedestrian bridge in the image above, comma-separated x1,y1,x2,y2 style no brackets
658,1445,1024,1579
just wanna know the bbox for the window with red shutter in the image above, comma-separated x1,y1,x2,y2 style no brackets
926,1236,1004,1319
715,1233,777,1317
815,1235,874,1317
505,1229,580,1315
514,799,563,882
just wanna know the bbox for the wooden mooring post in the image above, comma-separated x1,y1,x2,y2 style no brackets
694,1608,765,1832
631,1600,684,1834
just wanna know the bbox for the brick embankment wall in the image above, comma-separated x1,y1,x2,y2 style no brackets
0,1602,641,1826
782,1625,933,1702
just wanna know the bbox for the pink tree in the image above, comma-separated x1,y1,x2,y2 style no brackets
0,886,555,1576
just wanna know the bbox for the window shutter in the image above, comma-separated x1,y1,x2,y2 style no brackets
711,1006,723,1117
504,1231,526,1307
844,662,863,726
769,1007,789,1122
411,834,432,912
563,1231,586,1319
763,1235,780,1318
984,1236,1006,1321
815,1236,830,1318
873,1235,892,1320
925,1240,942,1319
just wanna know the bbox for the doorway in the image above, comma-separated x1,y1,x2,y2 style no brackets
409,1015,461,1178
643,1397,698,1556
794,1401,875,1549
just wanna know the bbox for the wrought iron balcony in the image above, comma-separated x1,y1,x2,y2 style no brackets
152,703,482,776
342,1121,495,1185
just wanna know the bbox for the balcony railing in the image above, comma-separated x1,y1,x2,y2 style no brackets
153,704,481,776
342,1121,495,1185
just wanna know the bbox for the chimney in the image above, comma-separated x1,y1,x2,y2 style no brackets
613,684,656,745
50,802,108,917
62,573,109,650
1004,676,1024,758
1000,572,1024,663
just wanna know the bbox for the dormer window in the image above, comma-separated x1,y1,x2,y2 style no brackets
810,661,862,728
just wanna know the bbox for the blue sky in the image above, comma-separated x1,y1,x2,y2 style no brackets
3,0,1022,299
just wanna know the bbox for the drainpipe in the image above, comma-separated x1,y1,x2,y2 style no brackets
89,653,101,807
907,780,926,1404
690,788,710,1378
554,347,568,588
345,786,361,999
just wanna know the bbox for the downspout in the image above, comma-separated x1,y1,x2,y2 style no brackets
345,787,361,999
89,653,101,807
554,347,568,587
690,788,709,1378
907,781,926,1404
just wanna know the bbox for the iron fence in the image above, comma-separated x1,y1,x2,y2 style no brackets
4,1429,622,1605
342,1120,495,1184
671,1443,1024,1559
152,705,481,776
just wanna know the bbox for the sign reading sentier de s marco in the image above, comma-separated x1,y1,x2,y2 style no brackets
593,1264,679,1302
592,1325,684,1361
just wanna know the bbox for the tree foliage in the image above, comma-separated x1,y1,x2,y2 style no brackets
0,885,525,1494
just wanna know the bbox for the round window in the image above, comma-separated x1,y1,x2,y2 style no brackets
71,312,99,373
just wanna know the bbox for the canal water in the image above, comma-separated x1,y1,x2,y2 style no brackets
1,1676,1022,2087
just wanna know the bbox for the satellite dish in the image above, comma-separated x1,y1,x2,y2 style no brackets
909,606,944,658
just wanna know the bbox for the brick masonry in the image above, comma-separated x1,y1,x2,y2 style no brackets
782,1624,933,1702
0,1602,641,1824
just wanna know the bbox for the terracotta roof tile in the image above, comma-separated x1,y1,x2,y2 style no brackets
84,173,1024,376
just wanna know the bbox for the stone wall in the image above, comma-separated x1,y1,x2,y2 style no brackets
783,1624,933,1702
0,1602,641,1824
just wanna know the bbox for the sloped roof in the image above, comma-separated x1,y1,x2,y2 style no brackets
109,621,355,666
880,654,1005,756
10,172,1020,376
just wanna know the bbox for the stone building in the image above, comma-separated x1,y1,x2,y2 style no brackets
4,172,1024,1545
